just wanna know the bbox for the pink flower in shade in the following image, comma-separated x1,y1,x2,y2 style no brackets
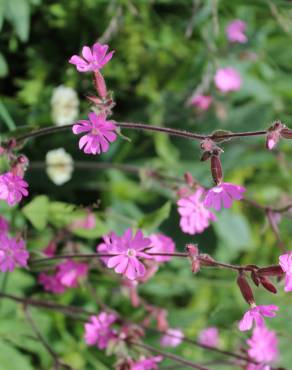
72,112,117,155
132,356,163,370
69,211,96,230
103,229,152,280
43,241,57,257
84,312,117,349
226,20,248,43
203,182,246,212
247,326,278,363
0,216,9,234
198,327,219,348
214,67,242,93
69,42,114,72
279,251,292,292
0,172,29,206
177,187,216,234
38,273,65,294
247,365,270,370
56,260,88,288
190,95,212,111
238,305,279,332
160,328,184,347
147,234,175,262
0,235,29,272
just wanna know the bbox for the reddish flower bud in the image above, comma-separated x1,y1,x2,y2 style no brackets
237,273,255,305
251,271,260,286
94,70,107,99
156,309,169,331
257,265,284,277
259,276,277,294
200,151,211,162
211,154,223,185
280,127,292,139
184,172,194,186
186,244,200,273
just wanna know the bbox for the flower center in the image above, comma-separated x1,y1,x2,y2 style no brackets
91,127,100,135
126,248,136,257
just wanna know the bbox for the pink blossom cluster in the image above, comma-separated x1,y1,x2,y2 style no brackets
97,229,176,281
0,171,29,206
160,328,184,347
226,20,248,43
84,312,117,349
0,216,29,272
39,259,88,294
247,325,278,364
198,327,219,348
190,95,212,111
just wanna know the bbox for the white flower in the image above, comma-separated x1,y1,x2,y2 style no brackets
46,148,73,185
51,85,79,126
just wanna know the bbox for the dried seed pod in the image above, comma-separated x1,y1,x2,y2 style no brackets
237,272,255,305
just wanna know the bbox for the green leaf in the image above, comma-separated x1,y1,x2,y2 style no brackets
0,0,4,31
0,340,33,370
22,195,50,230
0,52,8,77
137,201,171,232
214,209,253,261
4,0,30,42
48,201,75,228
0,99,15,130
71,216,109,239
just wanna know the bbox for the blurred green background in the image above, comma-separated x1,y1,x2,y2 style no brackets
0,0,292,369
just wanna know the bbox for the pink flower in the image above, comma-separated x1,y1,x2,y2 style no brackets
43,241,57,257
198,327,219,348
69,211,96,230
56,260,88,288
84,312,117,349
177,187,216,234
69,42,114,72
247,326,278,363
132,356,162,370
160,328,184,347
226,20,247,43
214,67,242,93
190,95,212,111
247,365,270,370
279,251,292,292
0,172,29,206
0,235,29,272
238,305,279,331
72,112,117,155
147,234,175,262
203,182,246,211
0,216,9,234
103,229,152,280
38,273,65,294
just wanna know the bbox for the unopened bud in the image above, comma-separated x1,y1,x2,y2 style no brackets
251,271,260,286
200,151,211,162
259,276,277,294
184,172,194,186
280,127,292,139
94,70,107,99
186,244,200,273
257,265,284,277
211,154,223,185
237,273,255,305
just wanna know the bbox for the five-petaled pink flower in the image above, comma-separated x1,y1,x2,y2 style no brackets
247,325,278,363
132,356,163,370
147,234,175,262
84,312,117,349
72,112,117,155
69,42,114,72
214,67,242,93
177,187,216,234
160,328,184,347
0,172,29,206
198,327,219,348
190,95,212,111
103,228,152,280
56,260,88,288
38,272,65,294
226,20,248,43
238,305,279,331
203,182,246,212
0,216,9,234
279,251,292,292
0,235,29,272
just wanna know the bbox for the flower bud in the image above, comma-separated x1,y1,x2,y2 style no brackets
94,70,107,99
211,153,223,185
184,172,194,186
259,276,277,294
237,273,255,305
200,151,211,162
280,127,292,139
251,271,260,286
186,244,200,273
199,253,216,267
257,265,284,277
